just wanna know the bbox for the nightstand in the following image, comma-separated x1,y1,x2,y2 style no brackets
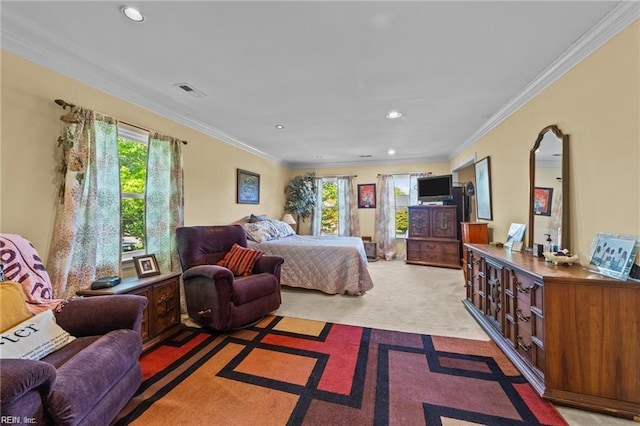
363,241,377,260
76,271,182,351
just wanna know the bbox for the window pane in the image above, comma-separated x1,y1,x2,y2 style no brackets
321,180,338,235
119,138,147,194
119,135,147,258
122,197,145,253
394,175,410,237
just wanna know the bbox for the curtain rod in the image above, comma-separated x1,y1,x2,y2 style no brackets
54,99,188,145
376,172,430,177
317,174,357,178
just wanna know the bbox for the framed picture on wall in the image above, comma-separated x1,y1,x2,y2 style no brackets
236,169,260,204
534,187,553,216
357,184,376,208
474,156,493,220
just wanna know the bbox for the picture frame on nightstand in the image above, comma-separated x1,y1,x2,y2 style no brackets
133,254,161,278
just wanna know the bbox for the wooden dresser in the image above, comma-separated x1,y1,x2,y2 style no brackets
460,222,489,279
77,271,182,352
406,205,460,269
463,244,640,419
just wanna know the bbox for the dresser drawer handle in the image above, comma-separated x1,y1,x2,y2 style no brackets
517,336,531,352
516,309,530,322
516,281,537,293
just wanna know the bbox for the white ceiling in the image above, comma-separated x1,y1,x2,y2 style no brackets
2,1,635,168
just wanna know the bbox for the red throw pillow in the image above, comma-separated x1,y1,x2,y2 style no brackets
217,243,264,277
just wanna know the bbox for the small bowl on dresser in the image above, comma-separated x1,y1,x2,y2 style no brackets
543,252,579,265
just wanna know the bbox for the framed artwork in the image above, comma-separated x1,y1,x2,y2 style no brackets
237,169,260,204
133,254,161,278
357,184,376,208
587,233,639,280
534,187,553,216
504,223,527,249
474,156,493,220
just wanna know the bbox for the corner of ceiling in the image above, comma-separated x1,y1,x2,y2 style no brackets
449,1,640,162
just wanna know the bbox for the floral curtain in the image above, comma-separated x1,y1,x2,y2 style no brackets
337,176,360,237
145,133,184,273
375,174,397,260
311,177,324,236
48,107,121,298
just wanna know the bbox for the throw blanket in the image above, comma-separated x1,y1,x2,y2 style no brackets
0,234,65,314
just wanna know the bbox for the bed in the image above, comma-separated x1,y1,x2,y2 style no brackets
241,220,373,295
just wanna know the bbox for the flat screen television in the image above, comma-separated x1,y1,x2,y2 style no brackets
417,174,453,203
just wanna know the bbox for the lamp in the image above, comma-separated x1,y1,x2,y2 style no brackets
282,214,296,225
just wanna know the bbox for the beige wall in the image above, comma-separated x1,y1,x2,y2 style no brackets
0,52,289,264
451,21,640,262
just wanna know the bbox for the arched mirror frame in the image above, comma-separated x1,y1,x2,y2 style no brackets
528,125,570,250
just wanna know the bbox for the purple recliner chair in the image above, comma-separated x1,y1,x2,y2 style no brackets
0,294,147,425
176,225,284,331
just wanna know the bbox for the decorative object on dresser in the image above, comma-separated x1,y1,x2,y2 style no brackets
77,271,182,352
586,232,639,281
504,223,526,249
406,205,460,269
463,243,640,419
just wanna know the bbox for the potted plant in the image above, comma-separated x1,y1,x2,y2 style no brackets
284,172,317,233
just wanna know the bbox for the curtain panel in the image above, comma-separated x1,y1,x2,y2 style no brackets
311,177,324,236
337,176,360,237
145,133,184,273
48,108,121,298
375,174,397,260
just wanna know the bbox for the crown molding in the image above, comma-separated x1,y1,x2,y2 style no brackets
450,2,640,161
1,23,284,165
287,155,449,170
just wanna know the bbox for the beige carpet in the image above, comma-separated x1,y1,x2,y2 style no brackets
274,259,635,426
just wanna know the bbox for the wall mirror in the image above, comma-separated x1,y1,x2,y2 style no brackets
528,125,569,250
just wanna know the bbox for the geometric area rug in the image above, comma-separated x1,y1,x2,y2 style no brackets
114,315,567,425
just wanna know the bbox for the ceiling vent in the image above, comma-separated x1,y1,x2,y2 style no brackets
359,154,373,158
173,82,206,98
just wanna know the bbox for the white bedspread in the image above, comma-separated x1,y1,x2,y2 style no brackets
247,235,374,296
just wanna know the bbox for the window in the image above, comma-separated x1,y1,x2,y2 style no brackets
321,179,338,235
118,124,149,260
394,174,410,238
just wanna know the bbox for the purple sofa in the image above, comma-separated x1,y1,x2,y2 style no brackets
176,225,284,330
0,294,147,425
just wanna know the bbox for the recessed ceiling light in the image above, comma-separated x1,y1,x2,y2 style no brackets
388,149,396,155
122,7,144,22
386,111,402,119
275,124,284,129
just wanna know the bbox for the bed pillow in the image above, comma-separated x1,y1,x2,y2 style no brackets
249,214,270,223
217,243,264,276
242,221,280,243
1,281,33,332
269,219,296,239
0,309,75,360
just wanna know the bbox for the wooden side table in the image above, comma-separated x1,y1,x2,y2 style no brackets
363,241,377,261
77,271,182,352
